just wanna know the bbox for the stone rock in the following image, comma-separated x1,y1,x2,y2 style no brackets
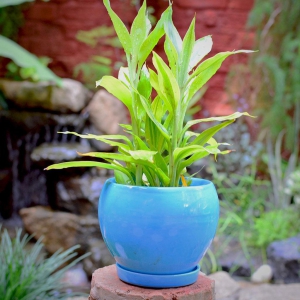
82,125,114,152
31,142,92,165
86,89,128,136
208,271,240,300
267,235,300,283
0,169,11,193
56,173,108,216
19,206,101,254
0,169,12,218
61,263,90,293
0,110,87,139
251,264,273,283
0,79,91,113
89,265,215,300
83,238,115,278
238,283,300,300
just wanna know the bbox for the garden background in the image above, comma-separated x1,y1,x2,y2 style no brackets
0,0,299,299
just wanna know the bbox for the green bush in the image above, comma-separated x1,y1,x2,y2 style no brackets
250,207,300,248
0,228,89,300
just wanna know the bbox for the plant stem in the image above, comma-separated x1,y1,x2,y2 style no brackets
127,55,143,185
169,110,179,187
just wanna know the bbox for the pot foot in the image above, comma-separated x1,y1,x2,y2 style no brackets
116,263,200,288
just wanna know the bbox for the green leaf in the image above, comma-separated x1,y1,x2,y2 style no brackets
187,50,255,100
0,35,62,85
138,6,172,68
118,67,130,87
77,151,131,162
188,35,213,71
191,120,235,146
151,95,167,122
119,123,132,130
149,69,173,114
129,150,157,162
96,75,133,113
152,52,180,111
174,145,213,164
136,90,171,143
137,65,152,100
179,148,230,171
164,10,182,55
154,152,168,175
45,161,133,181
114,170,133,185
103,0,132,54
164,35,178,75
0,0,34,8
178,17,195,87
127,132,151,151
181,112,254,136
57,131,132,150
145,114,166,152
131,0,147,58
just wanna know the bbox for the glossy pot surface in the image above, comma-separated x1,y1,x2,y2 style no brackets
98,178,219,287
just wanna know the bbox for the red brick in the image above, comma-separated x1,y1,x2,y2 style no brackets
48,61,69,78
204,87,227,101
24,3,59,21
48,0,68,2
104,0,137,24
228,0,254,11
60,2,106,21
235,31,255,49
211,33,235,51
20,36,63,57
208,72,227,88
176,0,229,9
206,102,234,116
202,88,233,116
219,12,250,32
195,19,221,36
19,21,63,40
203,10,218,27
89,265,215,300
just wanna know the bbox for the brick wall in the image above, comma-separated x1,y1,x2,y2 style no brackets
18,0,254,115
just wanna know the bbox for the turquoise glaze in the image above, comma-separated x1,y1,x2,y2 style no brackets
98,178,219,288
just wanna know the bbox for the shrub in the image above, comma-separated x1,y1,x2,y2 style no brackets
0,228,89,300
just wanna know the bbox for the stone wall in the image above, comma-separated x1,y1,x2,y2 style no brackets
18,0,254,115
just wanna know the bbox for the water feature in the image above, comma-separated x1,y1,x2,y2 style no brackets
0,110,89,220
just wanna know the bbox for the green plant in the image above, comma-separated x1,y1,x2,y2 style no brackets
213,162,270,222
74,25,124,89
0,228,89,300
0,0,61,85
46,0,253,187
0,2,25,40
285,168,300,204
250,207,300,249
6,56,52,82
247,0,300,151
192,118,264,178
264,126,299,209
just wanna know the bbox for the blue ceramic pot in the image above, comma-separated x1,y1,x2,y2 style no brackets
99,178,219,288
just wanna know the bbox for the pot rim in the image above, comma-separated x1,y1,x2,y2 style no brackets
105,177,214,191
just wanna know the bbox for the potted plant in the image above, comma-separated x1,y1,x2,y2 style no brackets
46,0,253,288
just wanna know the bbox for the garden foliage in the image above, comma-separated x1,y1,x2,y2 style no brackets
248,0,300,150
0,0,61,85
0,228,89,300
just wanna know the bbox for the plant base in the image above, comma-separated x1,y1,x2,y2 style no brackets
116,263,200,288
